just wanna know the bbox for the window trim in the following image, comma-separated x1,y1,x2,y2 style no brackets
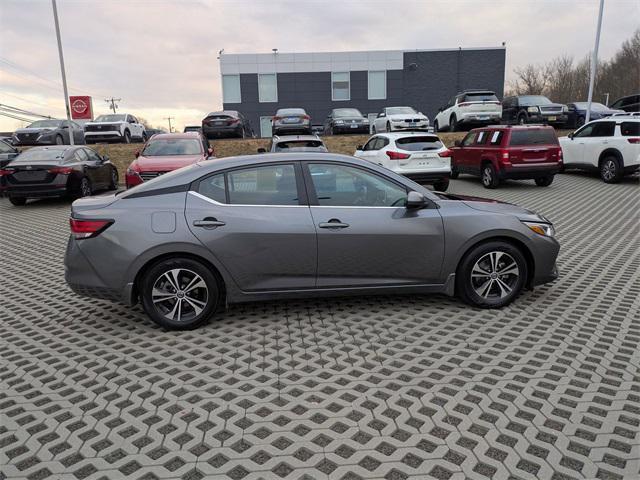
367,70,386,100
258,73,278,103
331,71,351,102
221,74,241,104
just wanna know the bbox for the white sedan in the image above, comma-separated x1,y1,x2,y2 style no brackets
354,132,451,191
372,107,430,133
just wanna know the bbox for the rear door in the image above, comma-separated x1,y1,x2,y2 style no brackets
454,131,478,172
303,162,444,287
355,136,383,164
185,162,317,291
83,148,109,186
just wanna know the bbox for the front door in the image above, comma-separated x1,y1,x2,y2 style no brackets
185,163,317,291
303,162,444,287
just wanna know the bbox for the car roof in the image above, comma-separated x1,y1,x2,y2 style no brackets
273,135,322,142
479,124,555,130
205,110,238,116
458,89,495,94
26,145,76,152
376,131,439,138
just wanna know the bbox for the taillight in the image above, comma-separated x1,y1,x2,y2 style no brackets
272,116,282,121
227,118,240,125
627,138,640,144
386,150,411,160
458,102,471,107
302,115,310,120
438,149,452,158
0,168,14,177
499,149,510,164
69,218,113,239
48,166,73,175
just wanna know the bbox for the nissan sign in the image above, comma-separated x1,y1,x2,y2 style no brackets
69,96,93,120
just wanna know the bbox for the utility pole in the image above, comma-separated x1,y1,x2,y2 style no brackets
104,97,121,114
51,0,74,145
165,116,174,133
585,0,605,123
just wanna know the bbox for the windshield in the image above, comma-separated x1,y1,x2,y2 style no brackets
277,108,305,115
395,136,444,151
334,108,363,118
572,102,608,111
464,92,499,102
519,96,552,106
95,114,126,122
142,139,202,156
274,140,327,152
386,107,417,115
11,148,66,163
27,120,62,128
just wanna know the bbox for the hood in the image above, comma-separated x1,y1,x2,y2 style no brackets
335,117,366,122
436,192,548,222
85,120,123,126
132,154,203,171
388,113,428,120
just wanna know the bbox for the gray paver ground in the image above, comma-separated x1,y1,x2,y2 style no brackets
1,171,639,480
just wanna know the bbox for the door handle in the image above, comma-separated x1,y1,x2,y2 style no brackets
318,218,349,229
193,217,226,228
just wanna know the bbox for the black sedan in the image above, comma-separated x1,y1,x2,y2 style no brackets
324,108,370,135
202,111,253,139
0,145,118,206
12,119,85,146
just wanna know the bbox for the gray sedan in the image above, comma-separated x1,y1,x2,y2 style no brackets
12,119,85,146
65,153,559,330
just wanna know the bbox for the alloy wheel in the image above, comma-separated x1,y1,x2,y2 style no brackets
80,178,91,197
482,167,492,186
471,251,520,299
602,160,616,181
151,268,209,323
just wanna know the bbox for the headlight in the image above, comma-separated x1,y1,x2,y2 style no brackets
562,105,568,112
363,119,369,123
334,120,344,124
126,168,140,176
392,118,404,122
527,106,539,113
523,221,555,237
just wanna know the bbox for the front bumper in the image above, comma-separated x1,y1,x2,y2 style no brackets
529,231,560,288
459,113,501,125
527,114,568,126
13,136,58,146
500,163,561,180
390,123,430,131
333,124,369,134
84,131,122,141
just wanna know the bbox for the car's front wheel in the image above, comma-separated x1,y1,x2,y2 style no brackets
140,257,220,330
433,178,450,191
123,130,131,144
457,241,528,308
481,163,500,188
79,177,92,197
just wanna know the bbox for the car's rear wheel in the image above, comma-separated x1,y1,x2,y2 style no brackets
9,196,26,206
141,257,220,330
79,177,92,197
433,120,439,132
108,168,119,190
600,156,623,183
450,114,458,132
517,113,527,125
535,175,554,187
456,241,528,308
433,178,450,191
450,166,459,179
481,163,500,188
55,134,64,145
386,121,392,132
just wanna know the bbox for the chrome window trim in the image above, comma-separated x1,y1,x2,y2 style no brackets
188,190,306,208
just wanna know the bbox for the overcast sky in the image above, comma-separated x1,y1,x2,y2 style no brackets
1,0,638,132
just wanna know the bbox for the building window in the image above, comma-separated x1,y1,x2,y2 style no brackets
222,75,241,103
332,72,350,101
258,74,278,103
368,71,386,100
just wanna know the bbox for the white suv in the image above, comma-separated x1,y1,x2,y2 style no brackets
84,114,147,144
354,132,451,191
434,90,502,132
559,116,640,183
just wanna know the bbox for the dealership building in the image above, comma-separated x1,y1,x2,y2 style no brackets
219,46,506,137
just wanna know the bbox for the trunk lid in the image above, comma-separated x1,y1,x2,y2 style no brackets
4,164,63,184
72,192,119,213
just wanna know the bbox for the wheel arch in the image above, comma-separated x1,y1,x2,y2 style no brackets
598,148,623,168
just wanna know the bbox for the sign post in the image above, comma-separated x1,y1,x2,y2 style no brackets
51,0,74,145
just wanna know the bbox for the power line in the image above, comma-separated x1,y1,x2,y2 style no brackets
0,91,56,109
105,97,121,114
0,111,34,123
0,104,52,119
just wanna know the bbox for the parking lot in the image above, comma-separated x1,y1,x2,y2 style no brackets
1,171,639,480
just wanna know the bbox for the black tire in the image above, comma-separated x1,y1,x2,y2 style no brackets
481,163,500,189
55,134,64,145
450,166,460,179
108,168,119,190
79,177,92,197
140,257,220,330
517,113,527,125
433,120,439,133
433,178,450,191
456,240,528,308
600,155,623,183
123,130,131,144
141,133,148,143
386,121,392,133
9,196,26,206
535,175,554,187
450,114,458,132
372,125,376,134
576,116,585,127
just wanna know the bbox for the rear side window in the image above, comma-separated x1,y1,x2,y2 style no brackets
395,136,443,151
74,149,89,162
463,92,498,102
227,165,298,205
509,129,558,146
197,174,226,203
620,122,640,136
489,131,504,145
474,131,488,145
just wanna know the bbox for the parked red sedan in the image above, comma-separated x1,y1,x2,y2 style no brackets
126,132,214,188
450,125,562,188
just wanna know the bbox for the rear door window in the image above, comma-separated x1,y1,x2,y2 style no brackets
509,129,558,145
74,149,89,162
474,131,489,145
197,173,226,203
227,164,299,206
620,122,640,136
363,137,380,151
395,136,444,151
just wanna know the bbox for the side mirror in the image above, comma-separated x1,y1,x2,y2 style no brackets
207,147,214,156
102,155,110,162
568,133,574,140
356,145,363,151
454,140,462,147
257,148,266,153
134,150,140,158
406,191,426,209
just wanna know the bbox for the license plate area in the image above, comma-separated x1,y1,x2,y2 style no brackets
13,170,48,182
284,117,300,123
547,116,557,121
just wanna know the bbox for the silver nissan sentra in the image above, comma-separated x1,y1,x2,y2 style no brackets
64,153,559,330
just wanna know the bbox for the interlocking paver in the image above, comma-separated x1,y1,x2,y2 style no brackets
1,171,639,479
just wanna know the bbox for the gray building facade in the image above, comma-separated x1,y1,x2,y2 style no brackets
219,47,506,137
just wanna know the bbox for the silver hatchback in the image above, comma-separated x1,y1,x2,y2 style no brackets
65,153,559,330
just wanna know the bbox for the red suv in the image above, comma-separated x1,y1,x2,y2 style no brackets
126,132,214,188
450,125,562,188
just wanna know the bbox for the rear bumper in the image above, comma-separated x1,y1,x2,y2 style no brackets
402,171,450,184
459,113,501,125
203,126,242,138
5,185,68,198
500,163,560,179
273,125,311,134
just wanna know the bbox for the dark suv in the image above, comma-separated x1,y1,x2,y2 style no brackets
450,125,562,188
502,95,568,127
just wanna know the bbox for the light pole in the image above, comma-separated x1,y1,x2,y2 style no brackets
585,0,605,123
51,0,74,145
